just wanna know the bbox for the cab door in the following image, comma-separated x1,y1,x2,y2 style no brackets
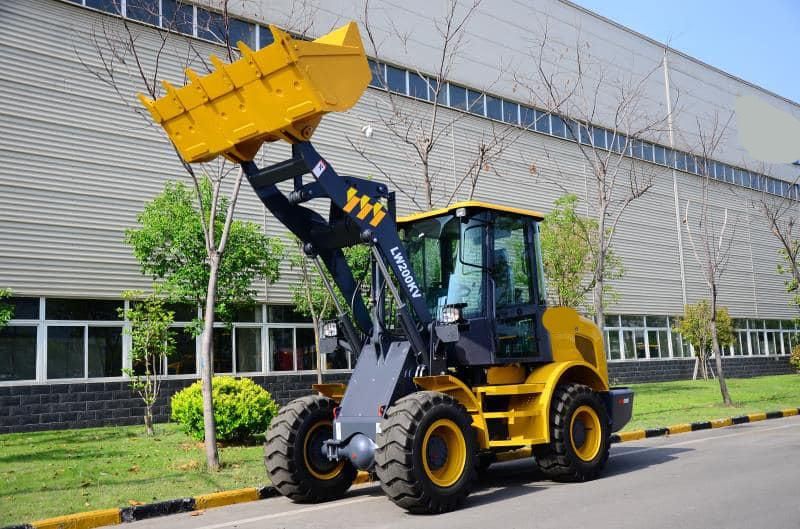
491,214,546,361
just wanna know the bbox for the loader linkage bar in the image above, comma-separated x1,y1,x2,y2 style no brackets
240,142,432,359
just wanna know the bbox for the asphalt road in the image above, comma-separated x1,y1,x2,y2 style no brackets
121,416,800,529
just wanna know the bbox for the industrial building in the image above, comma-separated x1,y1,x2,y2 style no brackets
0,0,795,432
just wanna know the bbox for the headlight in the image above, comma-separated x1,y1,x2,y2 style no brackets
322,321,339,338
440,304,463,324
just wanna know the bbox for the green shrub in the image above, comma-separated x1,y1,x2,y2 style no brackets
171,376,279,442
791,345,800,372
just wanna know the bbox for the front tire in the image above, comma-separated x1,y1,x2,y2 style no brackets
264,395,357,503
533,383,610,482
375,391,477,514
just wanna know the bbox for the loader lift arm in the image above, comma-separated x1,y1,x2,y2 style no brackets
240,142,432,359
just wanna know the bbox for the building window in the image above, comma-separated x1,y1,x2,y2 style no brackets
386,65,406,94
550,115,568,138
168,328,197,375
534,112,550,134
236,327,262,372
296,328,317,371
0,326,37,381
87,326,123,377
85,0,121,15
228,17,256,48
161,0,193,35
269,327,294,371
520,106,535,130
408,72,429,100
47,326,85,379
502,100,519,125
486,95,502,121
126,0,158,25
259,25,274,48
467,90,484,115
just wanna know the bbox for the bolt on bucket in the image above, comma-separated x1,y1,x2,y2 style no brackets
138,22,370,163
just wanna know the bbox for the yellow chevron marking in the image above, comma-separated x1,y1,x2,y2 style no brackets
356,197,372,219
343,187,360,213
369,203,386,226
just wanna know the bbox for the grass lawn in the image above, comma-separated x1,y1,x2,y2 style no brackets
1,373,798,525
0,424,266,526
625,373,800,430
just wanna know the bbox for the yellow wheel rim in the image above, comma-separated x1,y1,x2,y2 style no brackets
303,420,344,480
570,405,602,462
421,419,467,488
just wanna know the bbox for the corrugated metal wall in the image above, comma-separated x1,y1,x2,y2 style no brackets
0,0,796,319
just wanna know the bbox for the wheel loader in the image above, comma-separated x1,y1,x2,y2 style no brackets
139,21,634,514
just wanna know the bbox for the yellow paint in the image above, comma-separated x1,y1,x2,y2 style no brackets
414,375,490,449
570,405,602,461
421,419,467,487
486,365,526,385
710,417,733,428
32,509,121,529
353,471,371,484
397,200,544,224
747,412,767,422
194,488,260,510
312,383,347,401
668,423,692,435
138,22,370,163
339,187,387,226
615,430,646,442
303,421,345,480
541,307,608,383
781,408,799,417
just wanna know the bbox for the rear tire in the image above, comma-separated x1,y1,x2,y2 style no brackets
533,383,610,482
375,391,477,514
264,395,357,503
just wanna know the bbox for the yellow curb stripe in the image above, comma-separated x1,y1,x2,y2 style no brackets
195,488,260,510
616,430,646,442
747,412,767,423
710,417,733,428
667,423,692,435
781,408,798,417
353,471,371,484
31,508,121,529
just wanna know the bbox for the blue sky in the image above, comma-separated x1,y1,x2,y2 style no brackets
573,0,800,103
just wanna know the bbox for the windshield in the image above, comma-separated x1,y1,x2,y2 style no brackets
401,215,485,320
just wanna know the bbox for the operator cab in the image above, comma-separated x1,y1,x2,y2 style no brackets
398,201,552,366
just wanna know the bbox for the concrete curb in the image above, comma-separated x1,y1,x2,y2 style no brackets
4,408,798,529
609,407,800,443
2,472,371,529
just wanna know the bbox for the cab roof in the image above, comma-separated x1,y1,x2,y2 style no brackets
397,200,545,224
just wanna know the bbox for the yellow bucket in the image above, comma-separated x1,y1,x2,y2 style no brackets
138,22,370,163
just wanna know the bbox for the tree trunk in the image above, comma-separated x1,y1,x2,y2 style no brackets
709,285,733,405
200,255,221,471
313,318,322,385
144,405,154,436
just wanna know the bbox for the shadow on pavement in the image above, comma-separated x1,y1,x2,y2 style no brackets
457,445,692,510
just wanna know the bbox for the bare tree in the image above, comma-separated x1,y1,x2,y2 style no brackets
755,175,800,308
353,0,520,210
681,112,735,405
76,0,270,470
515,24,674,326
